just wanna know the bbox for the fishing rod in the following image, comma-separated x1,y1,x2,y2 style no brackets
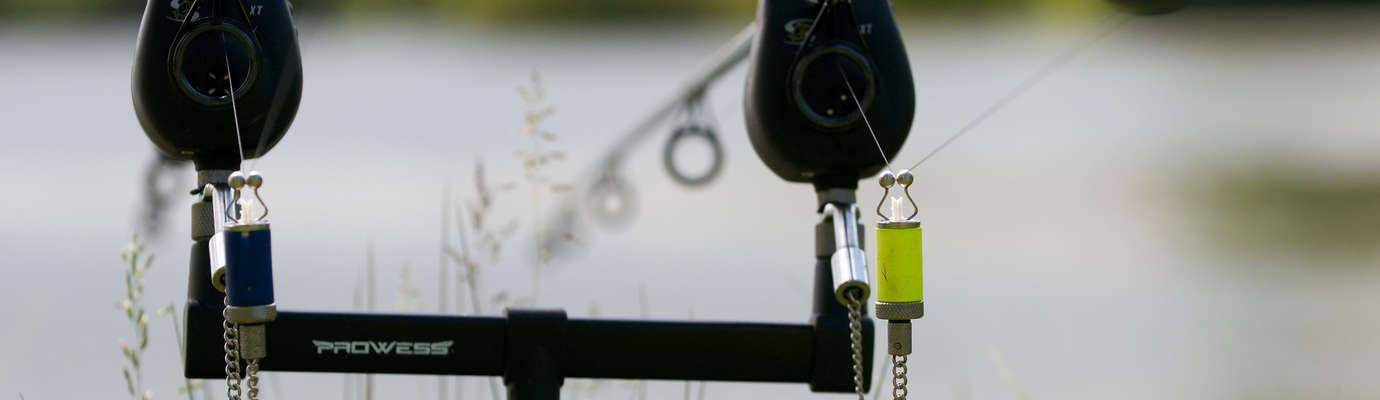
129,1,1181,400
540,0,1182,256
543,23,755,240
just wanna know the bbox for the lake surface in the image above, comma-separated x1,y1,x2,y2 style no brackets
2,5,1379,399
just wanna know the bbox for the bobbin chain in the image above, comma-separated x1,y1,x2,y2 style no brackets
892,354,909,400
846,291,866,400
223,296,242,400
222,296,261,400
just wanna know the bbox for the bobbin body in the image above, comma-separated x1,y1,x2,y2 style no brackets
875,220,924,320
874,219,923,356
223,223,276,314
223,221,276,360
218,170,277,363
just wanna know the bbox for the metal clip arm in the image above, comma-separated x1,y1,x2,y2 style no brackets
202,182,235,292
821,202,870,305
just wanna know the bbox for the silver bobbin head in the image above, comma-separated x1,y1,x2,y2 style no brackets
247,171,263,188
897,169,914,187
228,171,247,190
879,171,896,188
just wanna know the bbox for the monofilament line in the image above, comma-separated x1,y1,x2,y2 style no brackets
796,1,833,56
223,45,246,170
839,65,892,172
907,12,1132,171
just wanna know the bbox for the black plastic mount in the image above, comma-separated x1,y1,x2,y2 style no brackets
183,191,873,399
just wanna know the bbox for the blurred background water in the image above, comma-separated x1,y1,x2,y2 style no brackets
2,1,1379,399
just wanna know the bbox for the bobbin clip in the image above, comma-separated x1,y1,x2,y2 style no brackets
876,169,918,223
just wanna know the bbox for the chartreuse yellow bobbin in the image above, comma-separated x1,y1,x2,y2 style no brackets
872,168,924,396
876,220,922,304
873,169,925,323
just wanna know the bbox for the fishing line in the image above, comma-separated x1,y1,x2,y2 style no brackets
791,0,834,63
214,0,284,174
173,0,202,33
224,43,246,170
838,65,891,173
905,12,1131,171
854,12,1141,394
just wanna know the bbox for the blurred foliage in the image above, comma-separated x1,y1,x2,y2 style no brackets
1188,159,1380,261
1,0,1109,21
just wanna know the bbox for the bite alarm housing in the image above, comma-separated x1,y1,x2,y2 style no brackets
132,0,303,171
745,0,916,190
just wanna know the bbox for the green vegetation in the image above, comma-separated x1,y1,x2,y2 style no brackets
1,0,1108,21
117,234,163,400
1189,159,1380,261
116,234,206,400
